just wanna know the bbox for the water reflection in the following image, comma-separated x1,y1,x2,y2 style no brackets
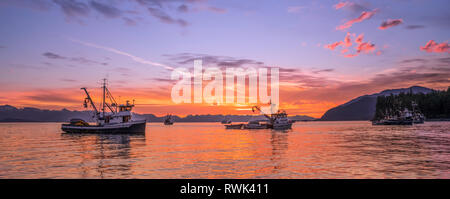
269,130,289,173
0,122,449,178
60,133,145,178
331,125,450,178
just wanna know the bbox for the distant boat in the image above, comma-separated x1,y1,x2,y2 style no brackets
61,79,146,134
164,114,174,125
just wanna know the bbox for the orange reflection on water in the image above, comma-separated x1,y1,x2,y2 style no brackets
0,121,449,178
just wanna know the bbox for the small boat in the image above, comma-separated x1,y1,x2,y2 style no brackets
164,114,174,125
243,120,269,129
225,124,244,129
61,79,146,134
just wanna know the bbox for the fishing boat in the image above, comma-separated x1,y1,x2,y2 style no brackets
372,108,413,125
411,101,425,124
272,111,293,130
164,114,174,125
372,101,425,125
251,105,292,130
61,79,146,134
224,104,291,130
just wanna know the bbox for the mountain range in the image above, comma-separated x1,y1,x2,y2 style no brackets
320,86,434,121
0,105,315,123
0,86,436,122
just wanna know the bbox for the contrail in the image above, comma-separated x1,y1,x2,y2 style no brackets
69,38,174,70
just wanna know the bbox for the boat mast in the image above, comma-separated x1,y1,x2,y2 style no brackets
102,78,106,118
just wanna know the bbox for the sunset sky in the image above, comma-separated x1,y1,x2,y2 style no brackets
0,0,449,118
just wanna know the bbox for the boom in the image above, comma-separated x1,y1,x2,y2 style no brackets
252,106,272,120
81,87,99,116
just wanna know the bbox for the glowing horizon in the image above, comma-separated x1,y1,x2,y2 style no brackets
0,0,449,118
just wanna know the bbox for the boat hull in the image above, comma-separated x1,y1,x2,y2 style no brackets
273,123,293,130
372,120,413,125
225,124,243,129
61,120,146,134
244,124,268,129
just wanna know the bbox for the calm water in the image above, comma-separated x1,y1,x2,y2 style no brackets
0,121,449,179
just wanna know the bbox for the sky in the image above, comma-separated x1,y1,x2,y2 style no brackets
0,0,449,118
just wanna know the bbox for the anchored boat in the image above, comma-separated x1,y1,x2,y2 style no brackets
372,108,413,125
61,79,146,134
224,103,292,130
372,101,424,126
164,114,174,125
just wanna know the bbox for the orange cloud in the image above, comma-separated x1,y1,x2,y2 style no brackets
420,40,450,53
336,9,377,30
379,19,403,30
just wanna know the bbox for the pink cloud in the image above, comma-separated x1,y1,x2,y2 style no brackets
344,32,352,47
420,40,450,53
356,42,375,53
379,19,403,30
334,2,350,10
324,41,343,50
355,33,364,44
324,32,376,58
343,53,358,58
336,9,377,30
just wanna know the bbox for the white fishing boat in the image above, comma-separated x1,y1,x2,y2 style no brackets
61,79,146,134
272,111,293,130
249,103,293,130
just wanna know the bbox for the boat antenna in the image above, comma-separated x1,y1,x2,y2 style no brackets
102,78,107,118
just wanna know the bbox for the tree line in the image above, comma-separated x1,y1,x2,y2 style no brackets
374,87,450,120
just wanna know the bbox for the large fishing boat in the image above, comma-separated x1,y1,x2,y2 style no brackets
372,108,413,125
372,101,424,126
61,79,146,134
224,103,292,130
251,105,292,130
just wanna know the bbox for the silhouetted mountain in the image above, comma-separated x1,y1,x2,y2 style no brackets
320,86,434,121
0,105,316,122
0,105,95,122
